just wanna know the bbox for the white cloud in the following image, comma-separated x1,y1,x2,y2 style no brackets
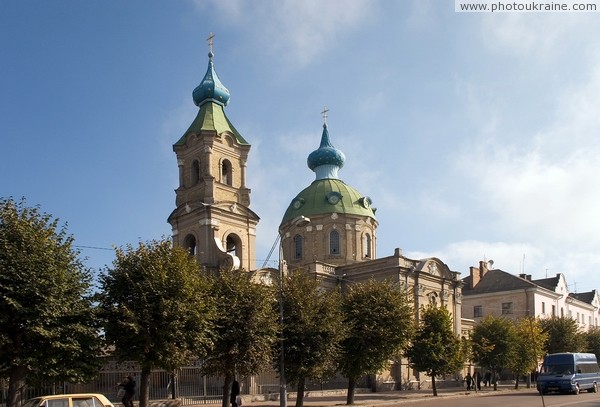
194,0,375,68
407,240,543,275
450,34,600,286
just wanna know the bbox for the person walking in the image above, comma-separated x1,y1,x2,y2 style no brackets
119,376,136,407
474,371,482,391
464,373,473,391
230,378,240,407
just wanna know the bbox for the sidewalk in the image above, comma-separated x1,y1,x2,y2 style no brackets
245,384,533,407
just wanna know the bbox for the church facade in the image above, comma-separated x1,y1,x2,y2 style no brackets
168,40,464,389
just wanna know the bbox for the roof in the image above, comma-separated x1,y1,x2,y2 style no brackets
570,290,597,304
462,269,538,295
281,178,376,225
174,102,248,146
532,275,560,291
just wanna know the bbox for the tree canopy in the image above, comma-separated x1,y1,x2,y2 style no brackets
507,317,547,389
278,271,347,407
339,279,414,404
584,328,600,360
471,316,515,390
201,269,279,407
540,316,586,354
405,304,464,396
0,197,100,407
98,239,215,407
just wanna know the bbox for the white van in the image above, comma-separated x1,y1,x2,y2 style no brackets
537,352,600,394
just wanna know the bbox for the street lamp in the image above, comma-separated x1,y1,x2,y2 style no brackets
278,215,310,407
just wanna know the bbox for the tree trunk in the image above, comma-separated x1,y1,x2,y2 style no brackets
222,372,234,407
431,374,438,397
139,367,152,407
346,378,356,405
514,374,519,389
492,370,497,391
295,377,305,407
7,365,26,407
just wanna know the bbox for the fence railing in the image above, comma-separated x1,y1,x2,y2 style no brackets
2,362,355,407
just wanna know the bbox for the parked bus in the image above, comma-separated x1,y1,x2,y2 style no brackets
537,352,600,394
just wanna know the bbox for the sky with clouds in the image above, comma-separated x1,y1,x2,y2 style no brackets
2,0,600,293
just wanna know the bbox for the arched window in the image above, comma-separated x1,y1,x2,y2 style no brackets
191,160,200,186
226,233,242,260
329,230,340,255
293,234,303,260
222,159,233,186
183,234,197,256
362,233,372,258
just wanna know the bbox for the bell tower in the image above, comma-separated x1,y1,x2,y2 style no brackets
168,34,259,272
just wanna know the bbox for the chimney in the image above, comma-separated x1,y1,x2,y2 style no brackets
470,266,480,288
471,260,490,289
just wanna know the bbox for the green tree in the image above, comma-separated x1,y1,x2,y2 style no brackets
507,317,547,389
584,328,600,360
0,197,100,407
278,271,347,407
339,279,413,405
201,269,279,407
98,239,215,407
471,316,516,391
540,316,586,354
405,304,464,396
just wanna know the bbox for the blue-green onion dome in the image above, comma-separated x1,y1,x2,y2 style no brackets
307,124,345,179
192,51,231,107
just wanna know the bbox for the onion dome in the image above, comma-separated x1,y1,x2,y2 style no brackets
192,51,231,107
307,124,346,180
281,121,376,226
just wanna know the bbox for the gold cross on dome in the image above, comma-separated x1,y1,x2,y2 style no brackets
321,106,329,124
207,32,215,53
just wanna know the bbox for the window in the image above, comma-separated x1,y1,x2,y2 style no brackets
225,234,242,266
221,159,233,186
329,230,340,255
191,159,201,185
541,302,546,314
362,233,372,258
293,234,303,260
501,302,513,315
474,305,483,317
552,304,556,316
184,234,197,256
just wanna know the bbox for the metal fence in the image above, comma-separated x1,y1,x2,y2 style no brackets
2,363,353,407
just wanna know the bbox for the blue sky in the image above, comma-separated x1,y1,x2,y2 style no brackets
2,1,600,293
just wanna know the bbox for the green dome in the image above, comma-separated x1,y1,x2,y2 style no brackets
281,178,376,226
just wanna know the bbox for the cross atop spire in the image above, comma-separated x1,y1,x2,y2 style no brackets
207,32,215,56
321,106,329,125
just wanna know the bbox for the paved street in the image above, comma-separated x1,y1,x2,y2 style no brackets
246,384,539,407
244,384,600,407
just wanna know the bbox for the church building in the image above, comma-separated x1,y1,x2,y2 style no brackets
168,39,464,389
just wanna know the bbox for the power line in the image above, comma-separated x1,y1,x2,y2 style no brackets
74,245,113,251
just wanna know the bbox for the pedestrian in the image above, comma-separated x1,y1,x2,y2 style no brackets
484,371,491,387
474,371,482,391
464,373,473,391
119,376,135,407
230,378,240,407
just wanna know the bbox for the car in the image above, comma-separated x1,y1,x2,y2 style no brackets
23,394,115,407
